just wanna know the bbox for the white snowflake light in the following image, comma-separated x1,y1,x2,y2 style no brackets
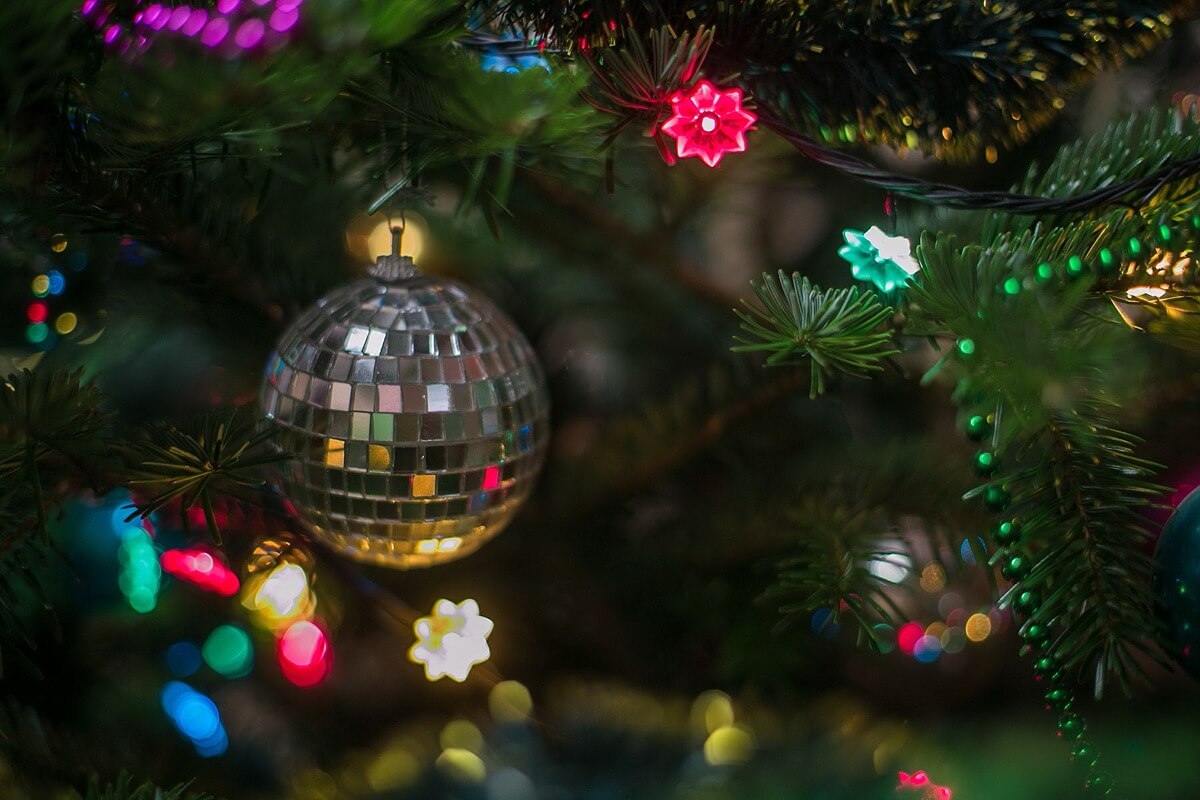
409,598,494,682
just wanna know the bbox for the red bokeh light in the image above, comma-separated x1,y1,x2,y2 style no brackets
897,622,924,655
160,547,239,596
27,302,48,323
277,620,331,687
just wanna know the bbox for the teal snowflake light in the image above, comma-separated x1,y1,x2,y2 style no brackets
839,226,919,291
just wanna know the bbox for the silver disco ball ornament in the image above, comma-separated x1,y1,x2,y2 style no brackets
260,254,549,568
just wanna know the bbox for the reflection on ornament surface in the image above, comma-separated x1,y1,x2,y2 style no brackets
1153,485,1200,679
409,598,493,682
260,255,550,568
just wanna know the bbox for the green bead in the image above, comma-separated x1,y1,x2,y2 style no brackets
957,337,976,356
1045,687,1072,708
1158,224,1172,244
965,414,992,442
1021,621,1051,649
1013,588,1041,614
1098,248,1116,275
1033,655,1060,677
1002,277,1021,295
1127,237,1143,258
1067,255,1086,276
973,450,1000,476
984,485,1011,511
1072,742,1095,762
994,519,1022,546
1059,713,1085,740
1085,772,1111,794
1002,553,1031,581
1035,262,1054,284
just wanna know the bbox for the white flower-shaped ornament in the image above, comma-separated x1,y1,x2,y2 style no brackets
409,598,494,682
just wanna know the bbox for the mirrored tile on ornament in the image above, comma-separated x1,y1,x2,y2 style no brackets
375,358,400,385
353,384,376,412
402,384,427,412
427,384,451,412
443,413,465,441
364,329,385,356
420,415,443,441
378,385,402,412
351,412,370,440
330,382,351,412
353,358,376,383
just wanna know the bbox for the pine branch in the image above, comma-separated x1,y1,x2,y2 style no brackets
84,775,216,800
733,272,899,397
764,497,909,651
120,410,287,543
0,368,112,537
496,0,1198,158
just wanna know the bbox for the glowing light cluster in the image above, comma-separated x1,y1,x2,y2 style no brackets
80,0,303,56
277,619,332,687
409,599,493,682
162,681,228,756
693,690,755,767
161,547,240,596
660,80,756,167
889,607,1004,664
118,526,161,613
242,561,314,629
897,770,953,800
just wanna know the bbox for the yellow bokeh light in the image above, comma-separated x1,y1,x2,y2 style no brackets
49,233,68,253
436,748,486,783
292,768,338,800
243,562,313,626
489,680,533,723
345,212,429,264
919,562,946,593
439,537,462,552
691,690,735,735
440,720,484,754
703,724,755,766
416,538,439,554
924,621,947,639
965,612,992,642
31,275,50,296
55,312,77,335
366,747,420,792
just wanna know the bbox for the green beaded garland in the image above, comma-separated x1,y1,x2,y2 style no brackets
1085,772,1111,794
1033,655,1060,677
1045,687,1072,708
984,485,1011,511
1013,588,1041,614
1021,621,1051,648
994,519,1022,546
973,450,1000,476
964,414,991,441
1072,742,1095,762
1059,713,1085,740
1001,553,1031,581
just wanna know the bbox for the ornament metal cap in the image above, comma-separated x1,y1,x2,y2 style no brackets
367,253,421,283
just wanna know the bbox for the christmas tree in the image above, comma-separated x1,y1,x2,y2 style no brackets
4,1,1200,797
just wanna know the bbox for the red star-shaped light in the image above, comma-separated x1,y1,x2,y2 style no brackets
659,80,756,167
